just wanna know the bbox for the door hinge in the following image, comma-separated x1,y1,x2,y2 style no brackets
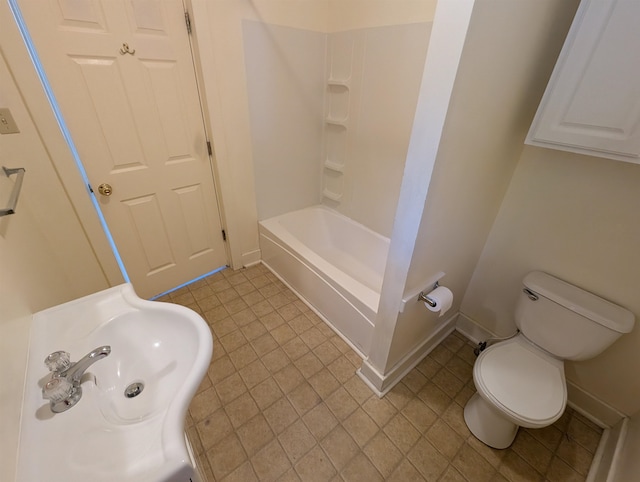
222,229,226,241
184,11,192,34
207,140,212,156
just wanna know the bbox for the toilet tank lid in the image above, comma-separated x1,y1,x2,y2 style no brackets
523,271,635,333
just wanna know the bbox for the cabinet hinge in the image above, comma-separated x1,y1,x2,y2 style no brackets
207,140,212,156
184,11,192,34
222,229,227,241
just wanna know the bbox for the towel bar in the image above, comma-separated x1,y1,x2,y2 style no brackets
1,166,26,216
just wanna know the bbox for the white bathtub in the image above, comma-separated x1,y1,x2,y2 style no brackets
259,205,390,354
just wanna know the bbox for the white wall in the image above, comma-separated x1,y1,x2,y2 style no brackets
0,30,109,481
374,0,580,373
244,18,431,236
243,21,326,221
327,0,436,32
461,147,640,416
363,0,476,382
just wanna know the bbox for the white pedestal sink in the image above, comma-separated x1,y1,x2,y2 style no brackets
16,284,212,482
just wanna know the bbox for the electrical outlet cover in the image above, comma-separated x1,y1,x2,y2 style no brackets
0,108,20,134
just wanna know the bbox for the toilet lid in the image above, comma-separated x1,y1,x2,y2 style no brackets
474,338,566,427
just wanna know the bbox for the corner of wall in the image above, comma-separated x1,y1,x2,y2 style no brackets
190,1,260,271
240,248,262,269
359,314,456,396
611,411,640,481
364,0,476,376
0,313,30,482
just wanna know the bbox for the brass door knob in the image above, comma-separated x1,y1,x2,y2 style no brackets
98,183,113,196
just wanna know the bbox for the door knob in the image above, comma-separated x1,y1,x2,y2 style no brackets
98,183,113,196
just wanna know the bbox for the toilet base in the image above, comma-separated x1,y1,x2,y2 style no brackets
464,392,519,449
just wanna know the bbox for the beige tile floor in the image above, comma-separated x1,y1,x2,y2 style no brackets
161,265,602,481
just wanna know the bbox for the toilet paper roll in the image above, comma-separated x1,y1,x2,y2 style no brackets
425,286,453,317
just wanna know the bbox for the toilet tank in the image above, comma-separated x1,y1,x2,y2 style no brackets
515,271,635,361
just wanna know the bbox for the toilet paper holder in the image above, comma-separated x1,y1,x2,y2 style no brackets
418,282,440,308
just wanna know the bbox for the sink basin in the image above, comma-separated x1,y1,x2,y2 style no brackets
16,284,212,482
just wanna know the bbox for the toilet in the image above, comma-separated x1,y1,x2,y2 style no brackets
464,271,635,449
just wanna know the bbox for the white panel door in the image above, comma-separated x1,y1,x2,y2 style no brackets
19,0,227,298
526,0,640,163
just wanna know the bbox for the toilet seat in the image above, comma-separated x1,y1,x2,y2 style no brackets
473,336,566,428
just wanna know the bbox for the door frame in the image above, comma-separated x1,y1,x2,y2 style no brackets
187,0,260,270
182,0,233,268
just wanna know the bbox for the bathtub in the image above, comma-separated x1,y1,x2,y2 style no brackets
259,205,390,355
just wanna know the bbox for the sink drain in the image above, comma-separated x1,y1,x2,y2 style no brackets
124,382,144,398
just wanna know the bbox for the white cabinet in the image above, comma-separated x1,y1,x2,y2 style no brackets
526,0,640,164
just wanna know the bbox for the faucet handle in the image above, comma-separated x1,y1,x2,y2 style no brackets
44,351,71,372
42,376,74,403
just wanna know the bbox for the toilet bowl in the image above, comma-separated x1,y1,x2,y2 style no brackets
464,271,634,449
464,335,566,448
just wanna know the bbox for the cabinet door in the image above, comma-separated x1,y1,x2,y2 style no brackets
526,0,640,164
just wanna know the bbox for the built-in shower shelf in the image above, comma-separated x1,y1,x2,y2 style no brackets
323,68,350,206
327,78,350,88
324,160,345,173
325,117,348,127
322,189,343,202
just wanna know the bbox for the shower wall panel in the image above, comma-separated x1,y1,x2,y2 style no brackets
244,20,431,236
322,23,431,237
243,21,326,221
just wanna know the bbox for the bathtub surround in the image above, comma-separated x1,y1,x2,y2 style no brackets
244,20,431,238
320,23,431,237
243,21,326,221
241,0,440,394
190,1,437,268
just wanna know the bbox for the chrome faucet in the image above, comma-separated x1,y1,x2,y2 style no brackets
42,346,111,413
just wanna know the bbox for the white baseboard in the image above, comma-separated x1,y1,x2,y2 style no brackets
241,249,262,268
587,417,628,482
359,313,457,397
566,382,625,429
356,367,385,397
456,312,492,344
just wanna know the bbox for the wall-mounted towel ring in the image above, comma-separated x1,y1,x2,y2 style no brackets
119,43,135,55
